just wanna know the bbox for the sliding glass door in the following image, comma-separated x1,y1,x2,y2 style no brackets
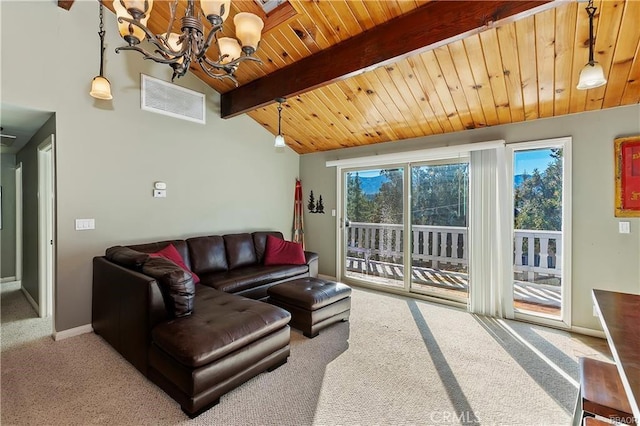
341,159,469,304
409,161,469,302
343,167,406,290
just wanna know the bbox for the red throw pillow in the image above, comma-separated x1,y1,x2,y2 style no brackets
263,235,306,266
150,244,200,284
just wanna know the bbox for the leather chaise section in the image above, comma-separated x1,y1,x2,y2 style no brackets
151,287,291,368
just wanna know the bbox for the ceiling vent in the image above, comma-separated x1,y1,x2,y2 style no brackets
141,74,206,124
0,137,16,147
0,127,16,146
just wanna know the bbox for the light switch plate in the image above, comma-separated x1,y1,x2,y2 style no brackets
619,221,630,234
153,189,167,198
75,219,95,230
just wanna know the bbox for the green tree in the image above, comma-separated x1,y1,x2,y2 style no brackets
346,172,372,222
412,164,468,226
372,169,403,224
514,149,562,231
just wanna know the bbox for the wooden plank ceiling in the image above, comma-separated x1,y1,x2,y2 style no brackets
104,0,640,154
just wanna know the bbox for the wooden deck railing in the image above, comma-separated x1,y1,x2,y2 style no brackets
345,222,561,279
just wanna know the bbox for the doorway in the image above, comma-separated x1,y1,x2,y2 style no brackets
15,163,22,282
37,135,54,319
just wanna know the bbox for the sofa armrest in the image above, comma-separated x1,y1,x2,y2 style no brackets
92,256,168,376
304,251,319,278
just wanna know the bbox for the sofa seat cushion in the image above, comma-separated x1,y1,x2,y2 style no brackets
151,286,290,368
199,264,309,294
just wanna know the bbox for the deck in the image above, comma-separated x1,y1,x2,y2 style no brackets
346,257,561,315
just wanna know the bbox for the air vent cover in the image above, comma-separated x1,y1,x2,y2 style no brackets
141,74,205,124
0,137,15,147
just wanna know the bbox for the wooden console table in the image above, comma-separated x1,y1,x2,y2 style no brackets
592,289,640,421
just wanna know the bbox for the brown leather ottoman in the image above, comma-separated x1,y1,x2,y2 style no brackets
267,277,352,338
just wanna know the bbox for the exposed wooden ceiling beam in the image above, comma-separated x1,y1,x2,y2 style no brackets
58,1,75,11
221,0,556,118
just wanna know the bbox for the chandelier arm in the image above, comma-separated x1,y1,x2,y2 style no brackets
166,0,178,39
198,54,261,75
197,60,239,85
226,55,263,67
200,56,233,71
117,16,190,59
116,45,184,65
195,25,224,60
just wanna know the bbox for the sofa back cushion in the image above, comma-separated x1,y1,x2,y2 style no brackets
128,240,191,270
224,233,257,270
187,236,228,274
252,231,284,264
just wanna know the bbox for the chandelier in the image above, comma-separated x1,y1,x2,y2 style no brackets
113,0,264,84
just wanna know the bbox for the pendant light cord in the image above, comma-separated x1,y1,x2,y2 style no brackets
277,102,283,136
585,0,597,64
98,2,106,77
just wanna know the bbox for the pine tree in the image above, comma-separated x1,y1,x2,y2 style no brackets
307,191,316,213
316,195,325,213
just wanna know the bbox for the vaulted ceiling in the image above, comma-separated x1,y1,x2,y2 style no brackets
99,0,640,154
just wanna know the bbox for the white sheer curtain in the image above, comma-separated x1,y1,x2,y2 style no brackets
468,146,511,317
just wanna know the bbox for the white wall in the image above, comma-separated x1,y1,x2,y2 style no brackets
300,105,640,331
1,1,299,331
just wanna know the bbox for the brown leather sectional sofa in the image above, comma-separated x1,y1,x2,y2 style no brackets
92,231,318,417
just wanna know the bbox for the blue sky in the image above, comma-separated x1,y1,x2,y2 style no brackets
514,149,554,175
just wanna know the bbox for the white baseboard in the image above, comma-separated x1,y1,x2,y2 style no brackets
1,276,17,283
570,325,606,339
21,286,40,314
54,324,94,341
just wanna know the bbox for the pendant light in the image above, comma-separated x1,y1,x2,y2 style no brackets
577,0,606,90
90,2,113,100
274,98,286,148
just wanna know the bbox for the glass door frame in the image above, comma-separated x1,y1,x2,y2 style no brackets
407,158,470,304
336,158,471,306
339,164,411,293
505,137,572,328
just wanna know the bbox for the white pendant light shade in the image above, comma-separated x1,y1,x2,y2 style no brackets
234,12,264,53
577,62,607,90
218,37,242,64
115,1,148,44
201,0,231,22
274,134,286,148
90,76,113,100
120,0,153,18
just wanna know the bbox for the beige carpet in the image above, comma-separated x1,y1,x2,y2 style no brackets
1,281,610,426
